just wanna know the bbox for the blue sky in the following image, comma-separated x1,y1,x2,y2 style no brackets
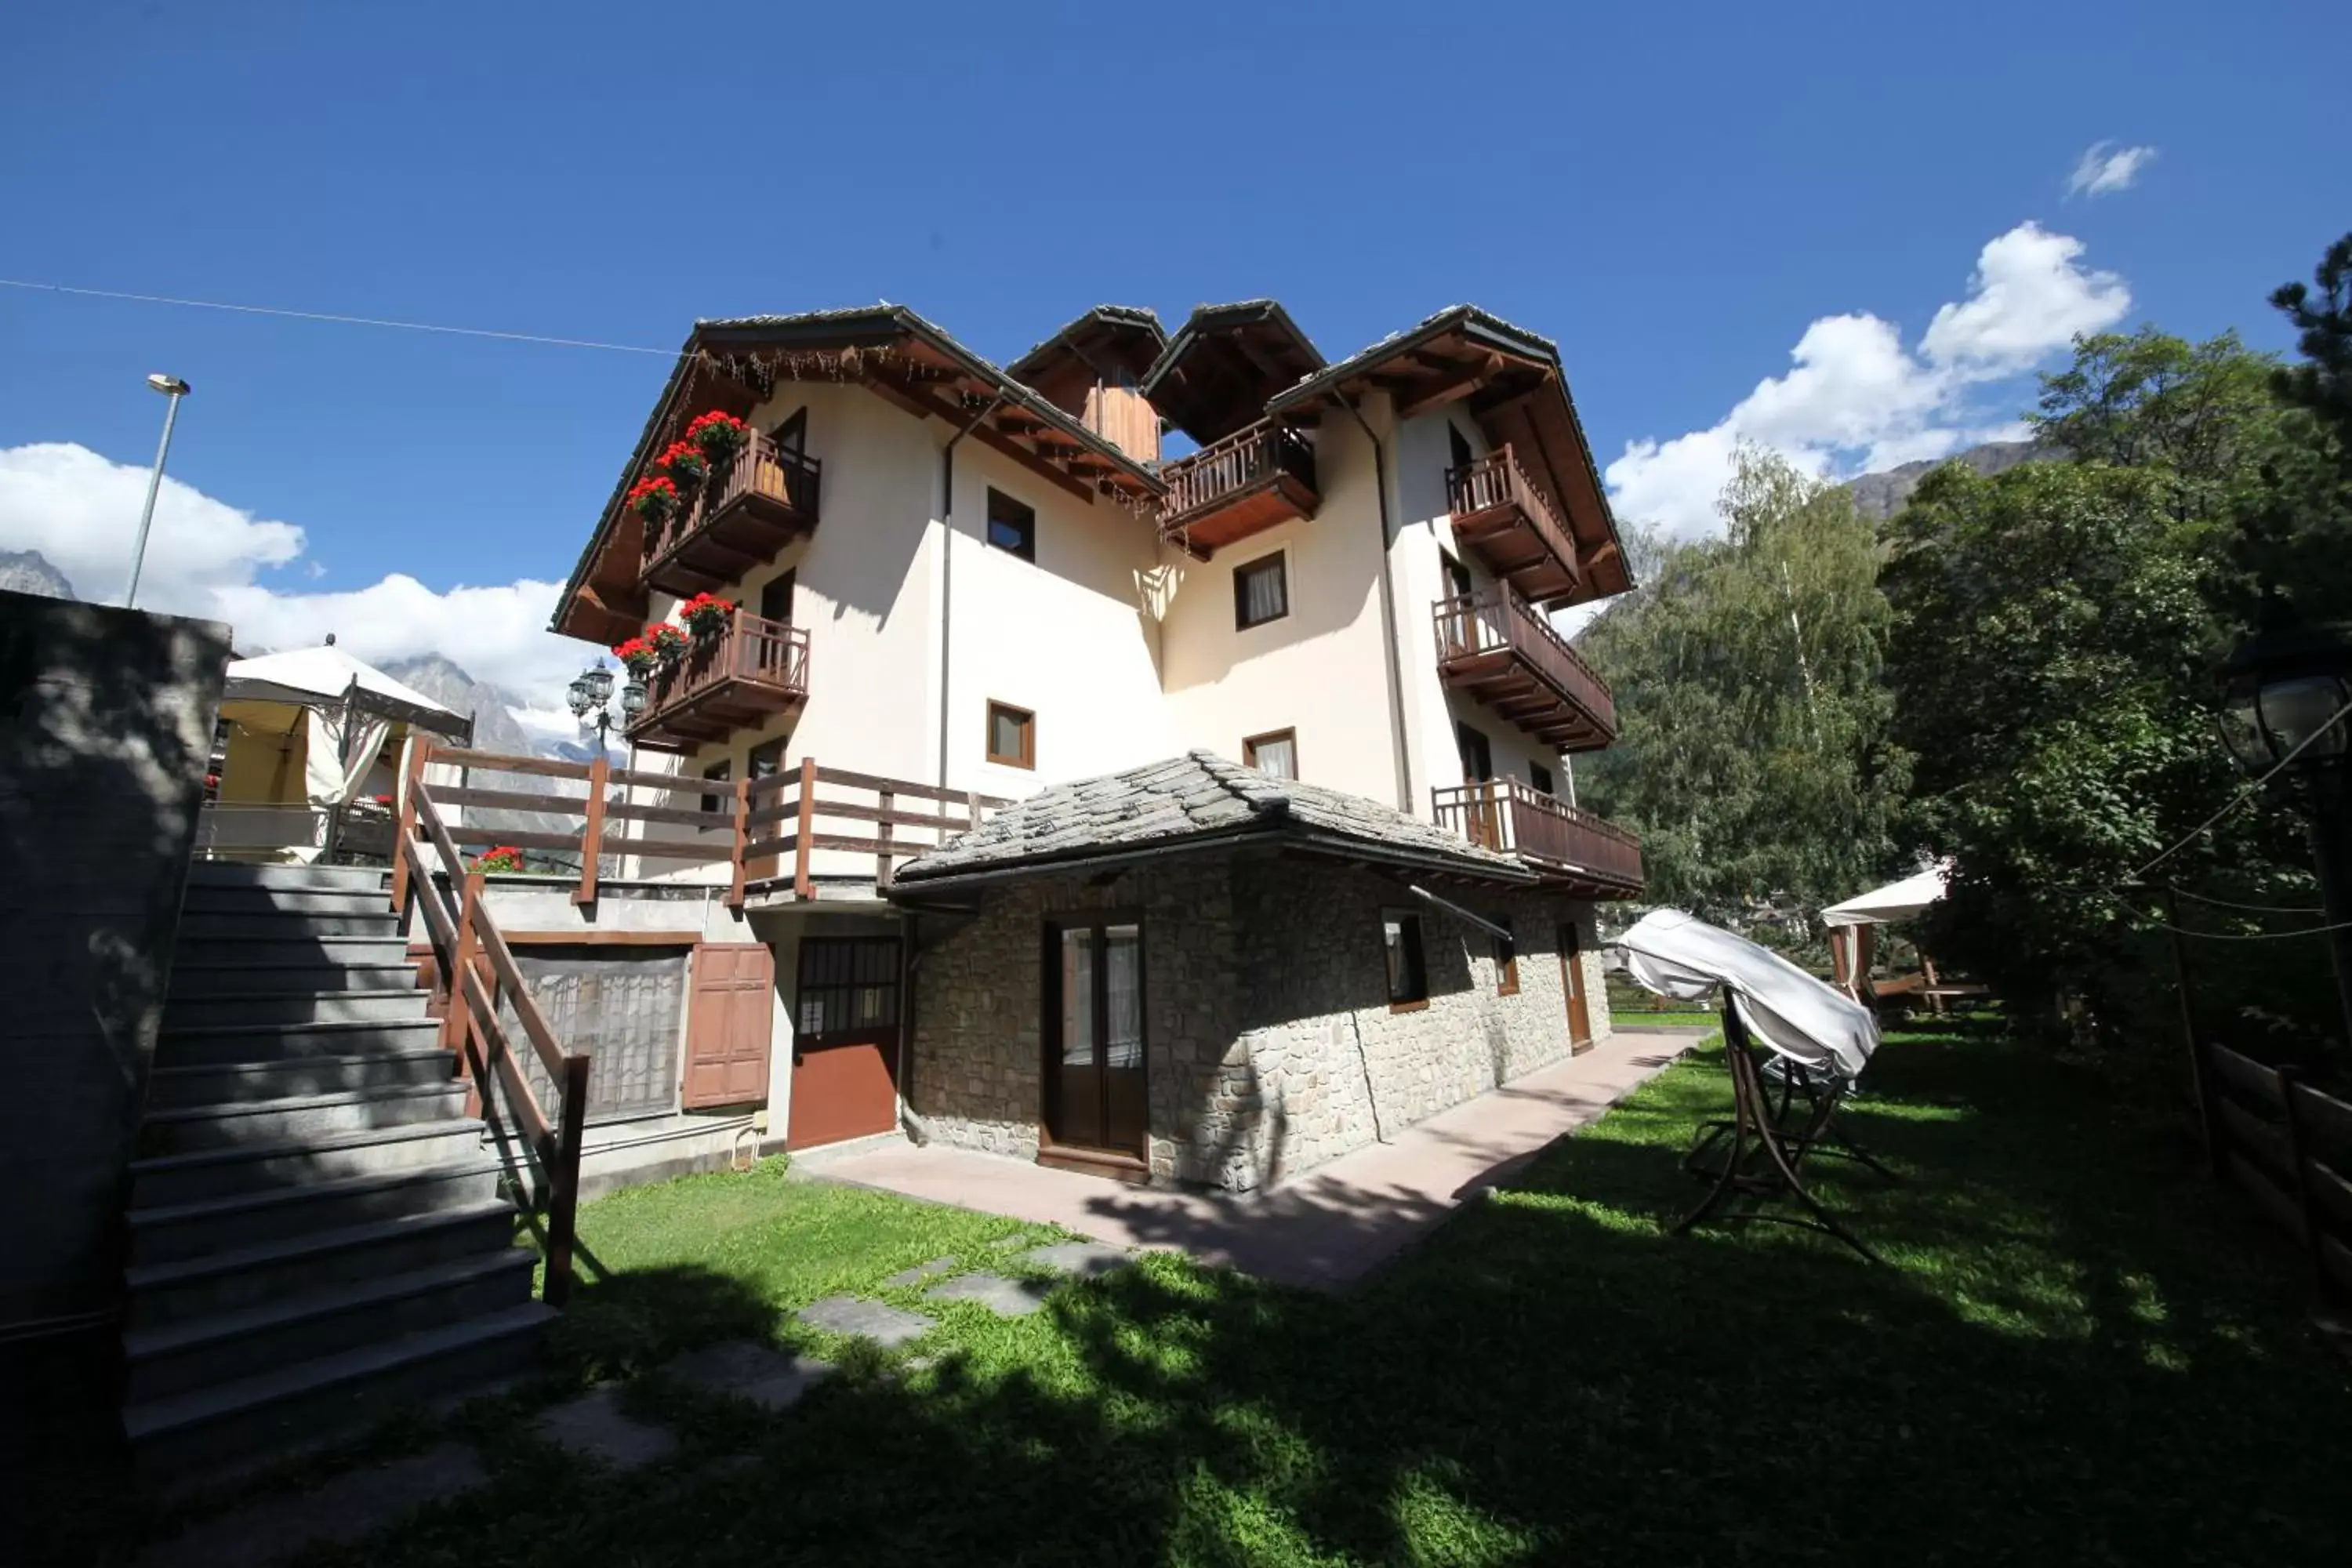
2,1,2346,701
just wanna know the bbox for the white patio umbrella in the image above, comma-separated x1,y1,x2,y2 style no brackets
1821,860,1951,927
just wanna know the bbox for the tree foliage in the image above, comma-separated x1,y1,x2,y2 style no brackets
1887,313,2344,1062
1579,448,1907,928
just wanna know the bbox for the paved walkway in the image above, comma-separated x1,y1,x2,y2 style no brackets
813,1029,1692,1290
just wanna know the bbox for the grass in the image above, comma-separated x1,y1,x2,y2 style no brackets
145,1016,2352,1566
1609,1008,1720,1029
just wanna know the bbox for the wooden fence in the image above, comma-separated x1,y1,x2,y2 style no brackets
2187,1035,2352,1306
410,741,1007,907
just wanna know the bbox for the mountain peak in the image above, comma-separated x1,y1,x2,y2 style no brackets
1844,439,2053,522
0,548,77,601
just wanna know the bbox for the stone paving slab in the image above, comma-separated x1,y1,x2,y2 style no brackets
925,1271,1054,1317
882,1256,960,1287
534,1385,677,1469
667,1339,833,1411
799,1294,936,1348
138,1443,482,1567
1019,1240,1134,1278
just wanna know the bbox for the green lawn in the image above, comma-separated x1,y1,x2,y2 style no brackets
180,1017,2352,1565
1609,1008,1721,1029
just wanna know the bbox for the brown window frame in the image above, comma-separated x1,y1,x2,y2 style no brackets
1232,550,1290,631
986,488,1036,563
1490,913,1519,996
985,699,1036,769
1243,728,1299,780
1382,908,1429,1011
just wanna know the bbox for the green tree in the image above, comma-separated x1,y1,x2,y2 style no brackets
1580,448,1907,929
1881,459,2245,1036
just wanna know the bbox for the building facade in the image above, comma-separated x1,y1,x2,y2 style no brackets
478,298,1642,1191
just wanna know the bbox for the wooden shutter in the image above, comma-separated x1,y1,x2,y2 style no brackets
683,943,775,1109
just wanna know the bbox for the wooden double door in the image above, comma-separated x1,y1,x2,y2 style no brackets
1043,918,1147,1158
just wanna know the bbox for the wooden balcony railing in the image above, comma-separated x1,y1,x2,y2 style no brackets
390,758,590,1306
1432,585,1617,747
626,610,811,750
407,742,1010,909
641,433,821,597
1157,418,1319,552
1445,445,1582,603
1431,776,1644,894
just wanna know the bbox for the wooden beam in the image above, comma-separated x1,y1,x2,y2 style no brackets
1397,375,1483,422
863,374,938,420
888,382,1095,503
506,929,702,947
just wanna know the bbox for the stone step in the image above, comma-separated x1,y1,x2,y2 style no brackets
137,1083,470,1155
185,864,390,894
179,885,400,920
125,1249,539,1404
172,933,412,969
168,961,422,998
162,989,433,1030
128,1156,506,1265
178,907,403,939
127,1199,520,1332
125,1302,553,1485
132,1119,488,1208
155,1017,445,1069
144,1047,457,1108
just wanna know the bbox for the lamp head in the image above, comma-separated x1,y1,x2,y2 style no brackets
147,374,191,396
583,660,615,707
2218,623,2352,781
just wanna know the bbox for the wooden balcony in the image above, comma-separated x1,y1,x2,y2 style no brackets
1157,418,1318,553
1433,587,1617,752
625,611,811,752
1446,445,1582,605
641,434,822,598
1431,777,1644,897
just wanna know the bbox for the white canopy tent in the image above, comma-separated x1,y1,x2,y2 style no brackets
209,644,471,862
1822,861,1950,927
1616,908,1878,1080
1820,859,1951,1000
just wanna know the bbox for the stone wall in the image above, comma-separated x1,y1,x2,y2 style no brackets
909,846,1613,1191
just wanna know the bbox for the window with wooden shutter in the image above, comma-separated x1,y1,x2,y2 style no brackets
682,943,775,1109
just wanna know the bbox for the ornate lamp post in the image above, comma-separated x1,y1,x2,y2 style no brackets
2217,623,2352,1047
566,659,644,750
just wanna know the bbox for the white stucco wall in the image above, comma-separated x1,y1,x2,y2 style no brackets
943,438,1172,800
1157,412,1406,808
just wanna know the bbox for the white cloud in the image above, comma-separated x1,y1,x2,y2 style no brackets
1603,221,2129,539
2066,141,2157,199
0,441,590,699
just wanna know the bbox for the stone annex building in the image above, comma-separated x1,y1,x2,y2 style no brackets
480,298,1644,1191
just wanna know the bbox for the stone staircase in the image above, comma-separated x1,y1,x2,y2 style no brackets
123,862,550,1482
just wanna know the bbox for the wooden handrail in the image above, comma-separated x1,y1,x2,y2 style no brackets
640,430,822,564
1158,417,1316,532
392,742,590,1309
1431,584,1617,735
1446,444,1581,585
1430,775,1644,889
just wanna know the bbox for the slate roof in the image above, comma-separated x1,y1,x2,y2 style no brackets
891,750,1534,889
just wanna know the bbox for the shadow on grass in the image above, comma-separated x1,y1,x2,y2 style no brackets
304,1020,2352,1568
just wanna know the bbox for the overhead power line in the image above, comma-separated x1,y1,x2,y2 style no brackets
0,277,682,358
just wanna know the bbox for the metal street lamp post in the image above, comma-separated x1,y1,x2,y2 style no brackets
565,659,644,750
124,373,191,609
2217,623,2352,1051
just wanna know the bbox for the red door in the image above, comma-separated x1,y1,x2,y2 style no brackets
682,944,775,1109
786,936,902,1150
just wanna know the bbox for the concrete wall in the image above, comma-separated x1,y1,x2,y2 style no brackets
0,593,229,1341
907,849,1611,1191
